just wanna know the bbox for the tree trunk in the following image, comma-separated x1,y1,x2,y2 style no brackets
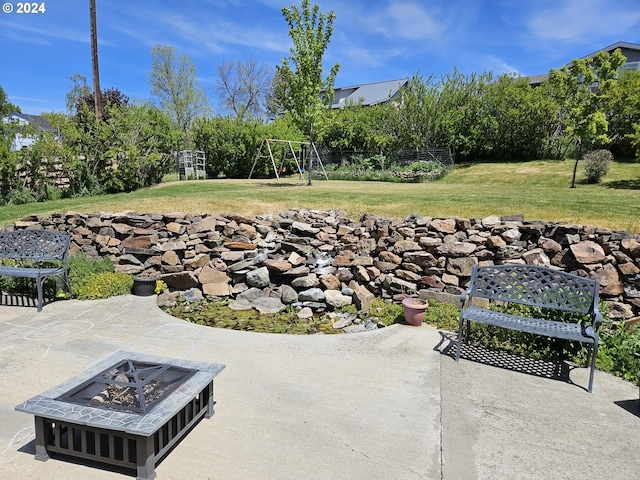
570,142,582,188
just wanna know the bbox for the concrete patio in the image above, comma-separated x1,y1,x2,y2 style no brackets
0,295,638,479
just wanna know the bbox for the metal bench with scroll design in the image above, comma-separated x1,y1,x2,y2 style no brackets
455,264,603,392
0,229,72,312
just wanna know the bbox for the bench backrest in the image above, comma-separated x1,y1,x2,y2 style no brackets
0,230,71,263
468,264,599,315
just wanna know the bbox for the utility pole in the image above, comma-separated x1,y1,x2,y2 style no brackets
90,0,102,120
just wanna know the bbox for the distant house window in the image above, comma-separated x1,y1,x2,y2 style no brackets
621,61,639,71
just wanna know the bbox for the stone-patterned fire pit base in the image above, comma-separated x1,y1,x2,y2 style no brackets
15,351,225,480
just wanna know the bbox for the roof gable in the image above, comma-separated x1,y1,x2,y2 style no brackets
325,78,409,108
583,41,640,61
525,41,640,86
20,113,54,132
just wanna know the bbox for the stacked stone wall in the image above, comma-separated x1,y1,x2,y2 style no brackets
11,209,640,321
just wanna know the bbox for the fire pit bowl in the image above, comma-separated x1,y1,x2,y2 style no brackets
15,351,225,480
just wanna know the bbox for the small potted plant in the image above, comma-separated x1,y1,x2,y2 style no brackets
401,297,428,326
132,272,160,297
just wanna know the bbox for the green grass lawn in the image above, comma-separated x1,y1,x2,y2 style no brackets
2,159,639,233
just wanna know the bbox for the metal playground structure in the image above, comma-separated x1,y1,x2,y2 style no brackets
249,139,328,180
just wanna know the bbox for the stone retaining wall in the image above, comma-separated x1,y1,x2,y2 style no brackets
12,209,640,321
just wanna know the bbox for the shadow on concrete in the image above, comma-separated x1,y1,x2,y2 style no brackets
435,330,580,389
0,292,38,309
17,439,35,455
614,399,640,419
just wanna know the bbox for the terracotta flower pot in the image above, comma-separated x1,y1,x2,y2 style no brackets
402,297,428,326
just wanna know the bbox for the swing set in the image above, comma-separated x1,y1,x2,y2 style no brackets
248,139,328,180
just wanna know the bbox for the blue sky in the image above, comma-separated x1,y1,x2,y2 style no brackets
1,0,639,115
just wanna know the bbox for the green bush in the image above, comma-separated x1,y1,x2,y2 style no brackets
74,272,133,300
367,297,404,326
596,320,640,382
583,149,613,183
397,161,448,182
192,116,303,179
423,300,460,330
318,158,447,183
67,252,135,300
68,251,115,293
6,187,36,205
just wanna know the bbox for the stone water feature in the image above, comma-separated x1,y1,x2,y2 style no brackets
10,209,640,325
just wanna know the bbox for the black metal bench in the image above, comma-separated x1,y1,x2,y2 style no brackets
0,230,72,312
455,264,603,392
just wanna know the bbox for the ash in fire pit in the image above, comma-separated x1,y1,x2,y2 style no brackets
56,359,197,414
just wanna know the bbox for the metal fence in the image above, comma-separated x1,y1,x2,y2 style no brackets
319,147,455,169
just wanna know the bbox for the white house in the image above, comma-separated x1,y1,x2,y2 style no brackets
321,78,409,108
3,112,56,151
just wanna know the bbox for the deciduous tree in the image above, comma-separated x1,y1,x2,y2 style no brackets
602,68,640,157
148,44,209,144
215,59,272,120
546,49,625,186
276,0,340,183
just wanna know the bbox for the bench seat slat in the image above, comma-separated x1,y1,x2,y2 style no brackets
0,266,66,279
462,306,596,343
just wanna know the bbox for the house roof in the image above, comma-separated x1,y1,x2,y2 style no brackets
5,112,55,132
325,78,409,108
582,41,640,59
525,41,640,87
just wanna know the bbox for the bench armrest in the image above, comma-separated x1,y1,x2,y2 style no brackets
460,290,470,308
593,308,604,329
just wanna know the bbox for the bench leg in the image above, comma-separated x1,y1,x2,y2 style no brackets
455,317,465,361
63,271,73,298
588,342,598,393
36,275,44,312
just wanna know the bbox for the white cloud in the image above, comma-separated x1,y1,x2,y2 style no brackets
0,20,89,45
340,45,407,69
528,0,640,43
484,56,523,77
119,6,289,58
367,1,446,41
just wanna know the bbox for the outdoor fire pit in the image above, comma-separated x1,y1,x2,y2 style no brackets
15,351,225,480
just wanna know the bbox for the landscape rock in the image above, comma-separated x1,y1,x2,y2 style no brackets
570,241,606,264
228,298,252,311
246,266,270,288
181,288,203,303
522,248,551,266
324,290,352,308
203,282,231,297
279,284,298,304
292,274,319,289
252,296,286,314
10,209,640,321
298,288,325,302
236,287,265,302
297,307,314,319
198,267,230,284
